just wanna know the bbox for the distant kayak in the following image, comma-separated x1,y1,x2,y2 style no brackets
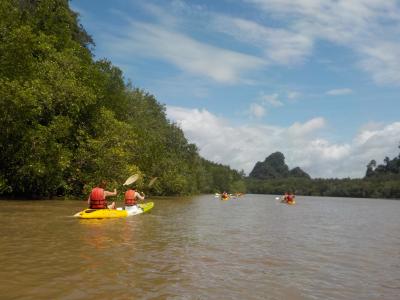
279,193,296,205
216,192,231,200
74,202,154,219
278,197,296,205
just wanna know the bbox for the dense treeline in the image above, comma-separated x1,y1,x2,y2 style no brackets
365,151,400,178
246,148,400,199
246,177,400,199
0,0,244,198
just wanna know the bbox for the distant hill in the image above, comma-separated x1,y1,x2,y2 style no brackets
249,152,310,179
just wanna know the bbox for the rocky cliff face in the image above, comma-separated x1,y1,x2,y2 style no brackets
249,152,310,179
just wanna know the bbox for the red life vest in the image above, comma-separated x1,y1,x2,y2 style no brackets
287,195,294,203
89,187,106,209
125,189,137,206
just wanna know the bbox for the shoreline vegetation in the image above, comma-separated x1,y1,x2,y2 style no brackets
245,151,400,199
1,1,399,200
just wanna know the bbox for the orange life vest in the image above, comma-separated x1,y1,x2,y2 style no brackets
89,187,106,209
125,189,137,206
287,195,294,203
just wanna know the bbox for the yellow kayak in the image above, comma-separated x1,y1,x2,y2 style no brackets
74,202,154,219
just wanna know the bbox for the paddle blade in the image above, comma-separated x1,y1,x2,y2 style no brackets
123,174,139,186
148,177,158,187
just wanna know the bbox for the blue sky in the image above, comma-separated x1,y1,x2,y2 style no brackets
71,0,400,178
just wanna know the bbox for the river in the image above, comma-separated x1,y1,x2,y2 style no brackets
0,195,399,299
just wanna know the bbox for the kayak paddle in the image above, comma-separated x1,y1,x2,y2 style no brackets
123,174,139,186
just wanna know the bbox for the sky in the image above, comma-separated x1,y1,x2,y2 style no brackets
71,0,400,178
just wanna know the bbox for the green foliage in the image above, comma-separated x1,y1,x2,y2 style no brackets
0,0,244,198
365,149,400,178
245,176,400,199
290,167,311,179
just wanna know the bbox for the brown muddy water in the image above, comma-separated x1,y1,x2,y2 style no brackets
0,195,399,299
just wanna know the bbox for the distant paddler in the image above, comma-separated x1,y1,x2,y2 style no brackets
282,192,296,205
221,191,230,200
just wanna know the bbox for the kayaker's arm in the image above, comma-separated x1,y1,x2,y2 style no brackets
104,189,117,197
136,191,145,201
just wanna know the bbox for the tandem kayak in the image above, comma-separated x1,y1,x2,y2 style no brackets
74,202,154,219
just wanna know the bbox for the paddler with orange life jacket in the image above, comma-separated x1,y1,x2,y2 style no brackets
124,188,145,208
286,192,295,204
87,180,117,209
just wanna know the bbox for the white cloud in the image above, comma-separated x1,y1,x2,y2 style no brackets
287,91,300,100
139,3,181,28
99,1,400,86
244,0,400,85
287,117,325,137
167,106,227,140
102,20,266,84
246,93,285,119
326,88,353,96
212,15,313,65
260,93,283,107
249,103,266,118
167,106,400,178
309,139,351,160
358,42,400,85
